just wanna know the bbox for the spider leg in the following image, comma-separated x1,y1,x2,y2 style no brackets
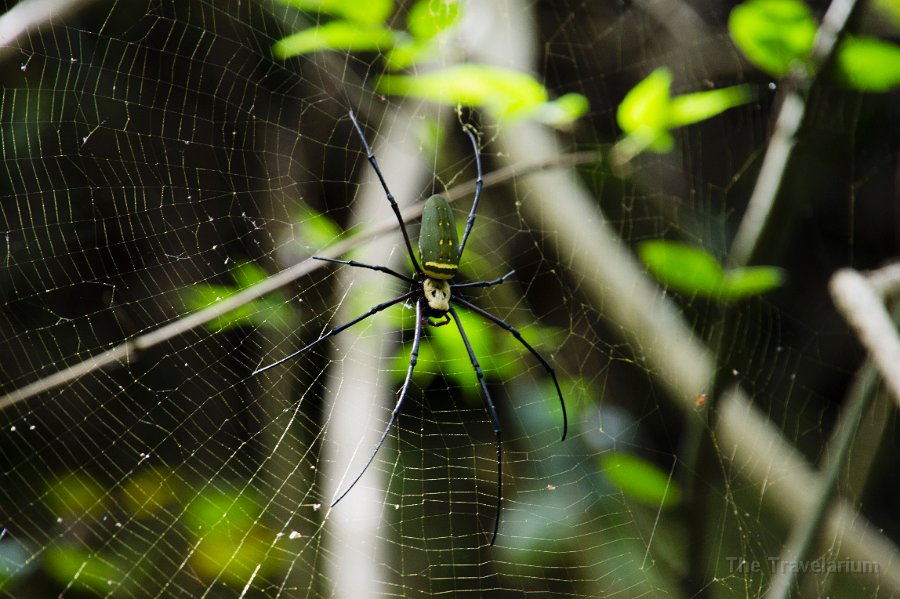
314,256,416,285
451,270,515,291
348,110,422,275
452,297,568,442
331,298,425,507
457,124,483,259
448,305,502,546
252,289,418,376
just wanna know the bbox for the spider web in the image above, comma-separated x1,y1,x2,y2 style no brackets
1,0,898,597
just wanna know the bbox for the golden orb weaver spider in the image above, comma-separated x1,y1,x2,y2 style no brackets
255,110,567,545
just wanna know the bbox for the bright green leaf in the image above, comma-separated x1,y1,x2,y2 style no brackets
669,85,754,127
617,68,673,152
407,0,460,40
231,262,269,289
618,68,672,135
836,36,900,92
602,452,681,508
183,263,294,331
295,205,344,250
377,65,548,121
273,21,396,58
728,0,817,77
639,240,724,295
640,240,784,302
535,92,591,127
185,488,261,533
615,69,751,159
721,266,785,300
384,38,431,70
275,0,394,25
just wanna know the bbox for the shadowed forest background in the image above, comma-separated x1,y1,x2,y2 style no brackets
0,0,899,597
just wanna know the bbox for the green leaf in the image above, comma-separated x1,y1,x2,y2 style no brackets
640,240,723,294
407,0,460,40
295,205,344,250
275,0,394,25
616,68,673,152
273,21,396,58
377,65,586,125
836,36,900,92
384,37,431,70
669,85,754,127
183,263,295,331
231,262,269,289
728,0,817,77
184,488,262,534
639,240,784,302
601,452,681,508
46,473,105,517
535,92,591,127
721,266,785,301
45,546,127,593
615,68,752,159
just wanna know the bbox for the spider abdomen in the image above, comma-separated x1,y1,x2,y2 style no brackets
418,195,459,280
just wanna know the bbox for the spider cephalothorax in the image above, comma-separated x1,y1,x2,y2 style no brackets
255,110,567,545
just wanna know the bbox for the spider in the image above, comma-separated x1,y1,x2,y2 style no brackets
255,110,567,545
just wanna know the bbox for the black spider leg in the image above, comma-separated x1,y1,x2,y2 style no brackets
348,110,423,275
253,289,418,376
457,125,483,259
313,257,416,285
448,305,502,546
452,297,568,442
451,270,514,291
331,297,425,507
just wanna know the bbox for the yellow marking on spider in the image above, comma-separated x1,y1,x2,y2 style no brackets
423,261,458,279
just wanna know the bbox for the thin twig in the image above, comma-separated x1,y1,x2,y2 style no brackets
728,0,866,267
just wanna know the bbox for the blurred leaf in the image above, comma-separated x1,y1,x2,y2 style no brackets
184,488,275,584
535,92,591,127
45,473,105,518
275,0,394,24
617,68,752,156
836,36,900,92
407,0,460,39
184,487,261,533
192,529,273,585
728,0,817,77
45,546,128,593
295,205,345,251
602,452,681,508
121,468,179,519
384,37,432,70
377,65,587,125
873,0,900,30
639,240,784,302
669,85,754,127
231,262,269,289
183,263,295,331
721,265,785,301
273,21,397,58
617,68,674,152
640,240,723,294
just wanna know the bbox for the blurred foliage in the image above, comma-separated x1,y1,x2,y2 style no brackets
183,262,297,331
272,0,588,126
730,0,900,91
613,68,752,161
639,240,784,302
601,452,682,509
